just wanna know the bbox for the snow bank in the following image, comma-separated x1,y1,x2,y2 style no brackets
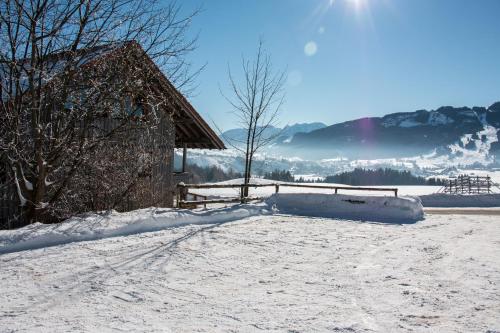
420,193,500,207
0,193,427,254
0,204,270,254
266,193,424,223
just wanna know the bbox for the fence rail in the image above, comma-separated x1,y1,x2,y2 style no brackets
176,182,398,208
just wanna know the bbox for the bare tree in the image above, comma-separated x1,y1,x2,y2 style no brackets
0,0,199,226
222,40,286,196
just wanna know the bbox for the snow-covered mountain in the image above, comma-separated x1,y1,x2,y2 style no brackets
286,102,500,160
184,102,500,178
277,122,328,143
221,122,327,145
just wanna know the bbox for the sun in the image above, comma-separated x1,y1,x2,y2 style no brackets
313,0,373,26
346,0,367,11
345,0,368,12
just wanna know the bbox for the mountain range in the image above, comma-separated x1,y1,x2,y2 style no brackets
284,102,500,160
221,122,327,145
206,102,500,176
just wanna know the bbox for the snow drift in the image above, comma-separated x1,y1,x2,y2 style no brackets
0,204,270,254
266,193,424,223
420,193,500,207
0,193,425,254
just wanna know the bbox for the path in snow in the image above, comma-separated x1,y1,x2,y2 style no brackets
0,214,499,332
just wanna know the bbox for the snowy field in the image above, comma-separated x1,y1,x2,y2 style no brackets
192,178,443,198
1,212,499,332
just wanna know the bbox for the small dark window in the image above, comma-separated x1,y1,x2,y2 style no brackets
64,100,74,111
124,96,144,117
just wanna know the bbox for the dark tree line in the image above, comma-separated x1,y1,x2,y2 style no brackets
323,168,445,186
186,165,445,186
263,168,445,186
263,169,294,182
188,164,242,184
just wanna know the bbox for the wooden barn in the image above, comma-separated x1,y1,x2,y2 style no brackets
0,41,225,228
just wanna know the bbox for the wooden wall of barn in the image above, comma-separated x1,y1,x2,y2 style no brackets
0,111,177,229
135,109,175,210
88,110,177,213
0,173,23,229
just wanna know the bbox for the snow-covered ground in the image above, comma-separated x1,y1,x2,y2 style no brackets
0,193,423,254
0,205,270,254
1,212,499,332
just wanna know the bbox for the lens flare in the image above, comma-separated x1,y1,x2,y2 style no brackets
304,41,318,56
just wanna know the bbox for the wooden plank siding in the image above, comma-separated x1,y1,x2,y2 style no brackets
0,179,22,229
0,42,224,229
1,111,177,228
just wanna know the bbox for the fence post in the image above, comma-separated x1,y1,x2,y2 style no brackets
275,184,279,193
240,185,245,204
176,188,180,208
334,188,338,194
395,189,398,197
177,184,188,208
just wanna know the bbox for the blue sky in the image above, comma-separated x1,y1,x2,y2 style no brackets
182,0,500,130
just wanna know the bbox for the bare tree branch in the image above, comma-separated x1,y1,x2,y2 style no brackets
221,40,286,196
0,0,200,226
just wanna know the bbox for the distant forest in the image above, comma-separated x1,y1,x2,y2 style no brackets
267,168,445,186
323,168,444,186
263,170,295,182
189,165,445,186
188,164,242,183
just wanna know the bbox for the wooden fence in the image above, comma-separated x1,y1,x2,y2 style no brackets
176,182,398,208
441,175,495,194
